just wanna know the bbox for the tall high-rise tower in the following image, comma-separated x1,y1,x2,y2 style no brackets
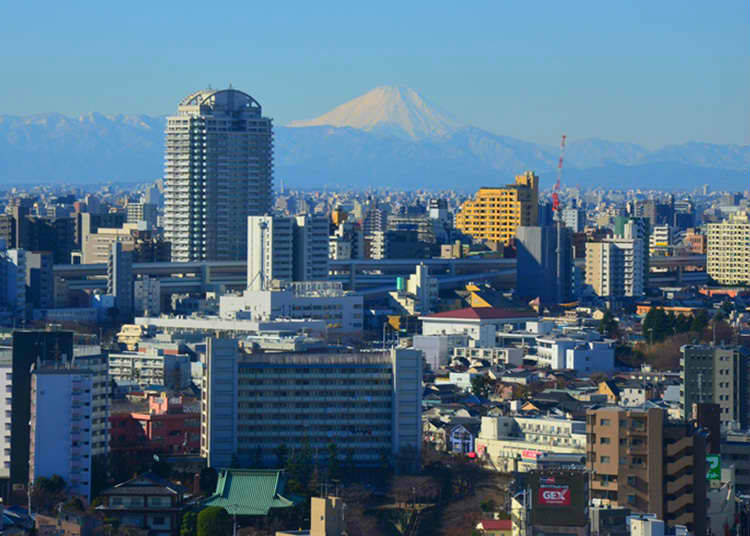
164,89,273,262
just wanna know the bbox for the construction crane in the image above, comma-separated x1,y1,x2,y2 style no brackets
552,134,567,214
553,134,567,305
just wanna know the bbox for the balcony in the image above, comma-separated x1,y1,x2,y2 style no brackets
666,456,692,474
666,473,693,495
666,492,693,513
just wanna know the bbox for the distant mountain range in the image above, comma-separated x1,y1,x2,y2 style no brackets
1,86,748,190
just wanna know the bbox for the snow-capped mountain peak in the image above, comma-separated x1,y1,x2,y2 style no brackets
288,85,464,140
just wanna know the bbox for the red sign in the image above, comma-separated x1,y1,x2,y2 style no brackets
538,485,571,506
522,449,542,460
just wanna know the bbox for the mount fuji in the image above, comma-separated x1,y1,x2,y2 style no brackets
0,86,748,190
288,85,464,140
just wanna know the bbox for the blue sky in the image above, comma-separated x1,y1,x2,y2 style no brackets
1,0,747,148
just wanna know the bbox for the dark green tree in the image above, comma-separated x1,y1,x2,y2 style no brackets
253,446,263,468
675,314,691,334
691,309,709,333
643,307,670,343
326,442,340,481
180,511,197,536
470,375,491,398
274,444,289,468
598,310,618,338
31,475,67,513
344,448,356,481
199,467,218,495
197,507,232,536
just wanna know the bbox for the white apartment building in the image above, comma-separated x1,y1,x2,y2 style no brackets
329,221,364,261
30,368,93,501
247,215,329,290
475,415,586,473
649,224,676,254
164,89,273,262
0,357,11,480
126,202,157,227
707,211,750,285
585,238,645,298
451,344,524,368
388,263,439,316
73,346,112,457
109,346,191,389
413,334,470,371
247,215,293,290
419,308,538,344
293,214,329,281
220,282,364,336
201,339,422,469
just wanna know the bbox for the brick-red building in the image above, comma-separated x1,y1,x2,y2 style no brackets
110,393,200,454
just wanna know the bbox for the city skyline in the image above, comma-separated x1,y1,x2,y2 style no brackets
1,1,748,148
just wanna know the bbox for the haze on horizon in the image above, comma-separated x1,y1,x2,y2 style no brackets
0,1,747,149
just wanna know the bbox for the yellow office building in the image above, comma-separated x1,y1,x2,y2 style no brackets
455,171,539,244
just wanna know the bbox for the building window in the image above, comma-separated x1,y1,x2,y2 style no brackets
600,437,611,444
600,418,611,426
600,456,610,463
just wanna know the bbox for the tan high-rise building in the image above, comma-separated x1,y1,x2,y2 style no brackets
586,407,707,535
454,171,539,244
707,211,750,285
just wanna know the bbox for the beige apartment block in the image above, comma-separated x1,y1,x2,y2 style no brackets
585,238,645,298
707,211,750,285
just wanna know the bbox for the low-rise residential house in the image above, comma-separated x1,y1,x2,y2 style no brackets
619,382,652,407
96,473,184,536
598,380,620,403
35,508,103,536
475,519,512,536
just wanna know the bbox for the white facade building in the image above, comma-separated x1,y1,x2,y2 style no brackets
413,334,469,371
201,340,422,469
0,357,11,480
475,415,586,473
565,340,616,373
585,238,645,298
388,263,439,316
707,211,750,285
247,215,293,290
30,368,93,501
164,89,273,262
247,215,330,290
220,282,363,336
73,346,111,457
293,214,329,281
419,308,537,344
109,347,191,389
126,202,157,227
